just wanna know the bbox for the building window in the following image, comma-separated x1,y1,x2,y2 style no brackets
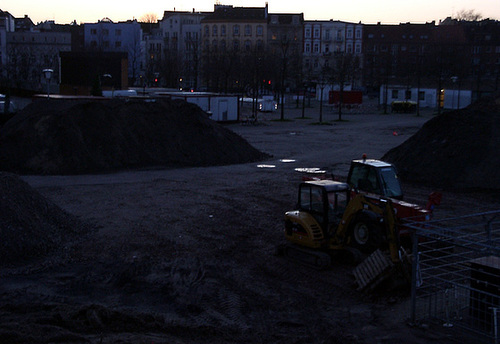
313,43,319,53
233,39,239,51
245,40,251,51
221,25,226,36
355,44,361,54
212,25,217,36
221,39,226,51
102,29,109,35
313,28,320,38
347,44,353,53
336,30,342,41
115,41,121,48
233,25,240,36
204,25,209,37
305,28,311,38
256,25,263,36
257,39,263,50
91,29,97,35
305,43,311,53
115,29,121,36
212,39,217,50
244,25,251,36
103,41,109,48
324,30,330,40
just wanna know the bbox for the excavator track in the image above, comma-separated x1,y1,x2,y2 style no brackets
277,243,331,270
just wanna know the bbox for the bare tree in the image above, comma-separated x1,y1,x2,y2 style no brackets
454,9,483,22
139,13,158,23
328,53,359,121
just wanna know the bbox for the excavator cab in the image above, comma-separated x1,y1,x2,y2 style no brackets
285,180,351,250
298,180,350,233
283,180,400,269
347,158,403,200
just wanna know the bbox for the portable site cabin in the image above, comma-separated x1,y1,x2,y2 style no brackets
240,95,278,112
379,85,472,109
156,91,239,122
380,85,437,108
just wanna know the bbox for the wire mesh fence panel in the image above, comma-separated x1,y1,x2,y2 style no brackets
406,211,500,343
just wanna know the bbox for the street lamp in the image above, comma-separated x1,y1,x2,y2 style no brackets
42,68,53,98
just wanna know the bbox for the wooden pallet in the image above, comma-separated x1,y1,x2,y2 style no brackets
353,249,395,291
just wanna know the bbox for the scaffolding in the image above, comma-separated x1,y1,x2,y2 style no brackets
405,210,500,343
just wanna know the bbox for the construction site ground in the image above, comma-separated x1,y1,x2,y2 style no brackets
2,102,499,343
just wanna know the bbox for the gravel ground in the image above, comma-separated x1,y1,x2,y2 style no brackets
1,102,497,343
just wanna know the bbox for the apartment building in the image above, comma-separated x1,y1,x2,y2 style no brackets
0,10,15,78
159,10,207,89
303,20,362,77
84,18,142,84
7,21,71,90
201,4,268,54
265,12,304,94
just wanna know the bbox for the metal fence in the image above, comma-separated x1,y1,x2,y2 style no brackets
406,210,500,343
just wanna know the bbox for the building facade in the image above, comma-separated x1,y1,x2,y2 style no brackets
84,18,142,85
303,20,363,88
7,21,71,91
159,10,206,89
0,10,15,74
200,4,269,92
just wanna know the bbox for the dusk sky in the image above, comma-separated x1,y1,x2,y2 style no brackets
3,0,499,24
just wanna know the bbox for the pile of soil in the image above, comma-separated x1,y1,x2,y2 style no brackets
0,98,269,175
0,172,89,266
383,94,500,190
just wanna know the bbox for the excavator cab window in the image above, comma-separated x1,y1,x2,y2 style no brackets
327,191,347,223
299,184,327,228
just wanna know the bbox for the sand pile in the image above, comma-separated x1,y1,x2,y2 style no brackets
0,172,89,265
0,98,269,175
383,94,500,190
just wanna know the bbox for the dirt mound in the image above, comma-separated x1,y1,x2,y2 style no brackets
0,98,269,175
382,94,500,190
0,172,89,265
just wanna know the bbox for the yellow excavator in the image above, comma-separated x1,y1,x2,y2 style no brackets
280,179,404,276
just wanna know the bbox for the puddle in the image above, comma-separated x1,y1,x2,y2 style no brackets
294,167,326,174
